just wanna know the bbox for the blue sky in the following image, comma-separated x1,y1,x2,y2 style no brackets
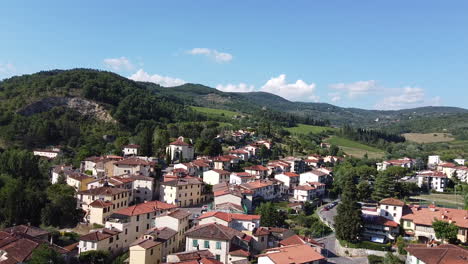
1,1,467,110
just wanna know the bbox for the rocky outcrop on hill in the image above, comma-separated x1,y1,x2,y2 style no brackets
18,97,116,123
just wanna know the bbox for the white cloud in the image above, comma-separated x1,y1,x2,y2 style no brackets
216,83,255,93
329,80,378,98
375,87,441,110
129,69,186,87
187,48,233,63
260,74,319,102
0,63,15,74
328,92,341,102
103,57,134,71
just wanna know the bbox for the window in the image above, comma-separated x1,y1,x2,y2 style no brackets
125,229,128,235
385,212,389,216
151,249,154,255
385,206,388,209
136,215,140,221
261,237,265,242
216,241,221,249
393,213,396,217
136,226,139,232
147,213,150,219
147,224,149,229
192,239,198,247
393,206,396,210
204,240,210,248
406,221,411,227
215,255,220,261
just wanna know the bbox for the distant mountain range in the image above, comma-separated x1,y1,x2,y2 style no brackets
1,68,467,130
147,82,468,127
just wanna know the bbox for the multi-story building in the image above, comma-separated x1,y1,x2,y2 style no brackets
416,170,448,192
166,136,194,162
78,228,122,254
197,211,260,232
405,244,468,264
402,204,468,243
185,223,251,264
104,201,178,249
229,172,256,185
244,165,269,179
77,186,130,210
203,169,231,185
274,172,299,192
113,157,154,177
376,157,415,171
159,177,205,207
129,237,162,264
257,244,326,264
299,170,329,185
154,209,191,250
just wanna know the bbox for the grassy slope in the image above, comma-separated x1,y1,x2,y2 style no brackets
285,124,337,134
403,133,455,143
325,136,385,159
410,193,464,209
190,106,240,118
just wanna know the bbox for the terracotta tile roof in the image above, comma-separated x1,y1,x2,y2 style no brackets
185,223,245,241
362,214,399,227
214,202,244,212
229,149,249,154
240,180,273,190
211,169,230,174
438,162,456,168
279,234,322,247
258,244,325,263
229,248,250,257
88,200,113,208
380,198,405,207
253,227,270,236
172,249,214,261
146,227,178,241
198,212,260,222
405,244,468,264
80,228,120,242
192,160,211,167
282,172,299,177
232,172,253,177
159,208,191,220
64,171,93,181
78,186,128,196
113,201,177,216
0,232,68,263
130,238,161,249
402,206,468,229
162,177,203,187
114,157,153,166
244,165,268,171
170,138,191,146
294,185,316,191
2,225,49,238
417,170,447,178
305,169,328,177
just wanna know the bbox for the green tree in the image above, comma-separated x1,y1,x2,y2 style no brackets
432,220,458,243
334,175,362,242
41,184,82,227
372,172,396,201
383,252,403,264
79,250,110,264
152,128,170,157
28,244,65,264
138,125,153,156
256,202,285,227
357,181,372,202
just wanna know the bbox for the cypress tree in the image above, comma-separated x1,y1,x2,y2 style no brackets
334,175,362,242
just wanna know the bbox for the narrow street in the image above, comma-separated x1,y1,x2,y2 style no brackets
317,202,368,264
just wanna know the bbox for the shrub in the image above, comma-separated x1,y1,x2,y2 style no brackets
339,239,391,251
368,254,384,264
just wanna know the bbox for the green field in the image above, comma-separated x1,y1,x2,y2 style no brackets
285,124,337,135
410,193,465,209
190,106,240,118
403,133,455,143
325,136,385,158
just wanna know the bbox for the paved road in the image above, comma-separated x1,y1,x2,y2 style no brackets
317,202,367,264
